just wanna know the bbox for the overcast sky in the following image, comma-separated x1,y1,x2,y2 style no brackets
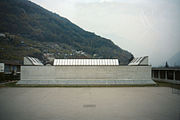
31,0,180,66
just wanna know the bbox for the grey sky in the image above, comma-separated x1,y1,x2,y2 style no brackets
31,0,180,66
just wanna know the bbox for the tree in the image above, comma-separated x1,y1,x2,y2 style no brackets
165,61,169,68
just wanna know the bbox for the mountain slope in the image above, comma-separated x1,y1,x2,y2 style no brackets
0,0,133,64
168,51,180,66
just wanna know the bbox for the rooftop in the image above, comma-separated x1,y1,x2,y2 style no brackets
53,59,119,66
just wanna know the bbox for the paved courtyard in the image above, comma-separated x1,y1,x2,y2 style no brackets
0,87,180,120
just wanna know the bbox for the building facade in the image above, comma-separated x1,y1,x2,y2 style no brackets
17,57,156,86
152,67,180,84
0,61,21,81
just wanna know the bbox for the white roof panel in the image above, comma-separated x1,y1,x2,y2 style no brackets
25,57,43,66
53,59,119,66
128,56,148,66
54,59,57,65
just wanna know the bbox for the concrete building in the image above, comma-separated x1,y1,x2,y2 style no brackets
0,61,21,81
17,56,156,85
152,67,180,84
0,61,21,75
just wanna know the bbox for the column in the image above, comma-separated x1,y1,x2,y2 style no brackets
158,70,160,80
152,70,154,78
173,70,176,80
165,70,167,80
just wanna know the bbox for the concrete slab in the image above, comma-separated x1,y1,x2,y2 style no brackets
0,87,180,120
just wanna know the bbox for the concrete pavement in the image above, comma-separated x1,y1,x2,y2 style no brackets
0,87,180,120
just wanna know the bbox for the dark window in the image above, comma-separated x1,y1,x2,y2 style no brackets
160,70,165,79
167,70,173,80
17,66,20,72
154,70,158,78
4,65,10,72
175,71,180,80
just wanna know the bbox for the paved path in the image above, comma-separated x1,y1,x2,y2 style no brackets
0,87,180,120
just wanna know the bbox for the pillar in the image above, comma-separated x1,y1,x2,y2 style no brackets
158,70,160,79
165,70,167,80
173,70,176,80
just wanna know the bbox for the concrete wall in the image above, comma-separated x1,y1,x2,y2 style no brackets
21,66,55,80
18,66,155,85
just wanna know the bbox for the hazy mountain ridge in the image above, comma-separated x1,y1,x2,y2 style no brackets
0,0,133,64
168,51,180,67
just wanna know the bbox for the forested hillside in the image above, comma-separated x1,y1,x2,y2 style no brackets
0,0,133,64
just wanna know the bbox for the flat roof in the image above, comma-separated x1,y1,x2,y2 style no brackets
152,67,180,71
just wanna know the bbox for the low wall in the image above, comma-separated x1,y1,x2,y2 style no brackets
17,66,156,85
